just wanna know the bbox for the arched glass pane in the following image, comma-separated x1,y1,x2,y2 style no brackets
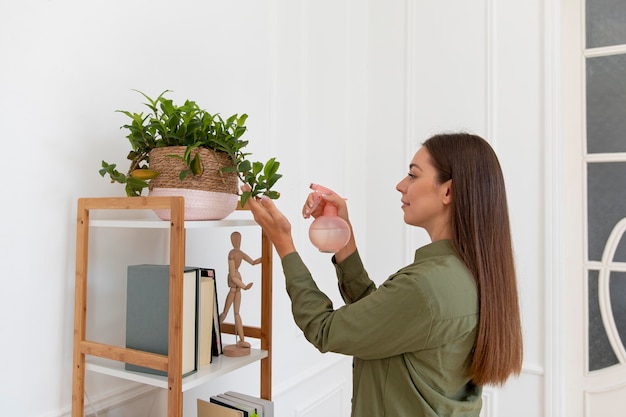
615,234,626,263
586,0,626,48
586,54,626,153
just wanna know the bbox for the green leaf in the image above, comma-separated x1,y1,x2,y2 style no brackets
264,158,279,178
167,154,185,162
238,160,251,173
240,191,252,207
126,177,148,189
237,114,248,126
252,161,263,176
266,190,280,199
267,173,282,188
190,153,203,175
220,165,237,173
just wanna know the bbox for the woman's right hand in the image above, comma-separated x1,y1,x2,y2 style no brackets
303,191,356,262
302,191,351,224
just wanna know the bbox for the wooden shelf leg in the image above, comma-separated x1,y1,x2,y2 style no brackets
167,197,185,417
72,201,90,417
260,230,273,400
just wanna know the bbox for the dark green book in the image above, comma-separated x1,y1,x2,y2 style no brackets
125,264,199,377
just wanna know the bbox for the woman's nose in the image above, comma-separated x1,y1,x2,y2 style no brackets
396,178,405,193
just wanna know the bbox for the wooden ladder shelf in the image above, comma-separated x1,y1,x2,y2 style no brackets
71,196,272,417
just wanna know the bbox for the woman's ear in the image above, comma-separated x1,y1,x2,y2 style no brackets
442,180,453,205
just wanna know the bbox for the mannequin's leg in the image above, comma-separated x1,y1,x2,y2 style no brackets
233,291,250,347
219,289,236,323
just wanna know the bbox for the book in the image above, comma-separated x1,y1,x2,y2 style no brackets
198,398,243,417
210,396,250,417
198,269,216,366
125,264,199,377
209,268,223,356
224,391,274,417
218,394,262,417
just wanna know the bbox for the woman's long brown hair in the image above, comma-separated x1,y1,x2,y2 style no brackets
424,133,523,386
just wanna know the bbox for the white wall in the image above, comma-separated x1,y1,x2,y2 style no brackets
0,0,553,416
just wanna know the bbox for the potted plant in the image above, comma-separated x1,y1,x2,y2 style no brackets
99,90,281,220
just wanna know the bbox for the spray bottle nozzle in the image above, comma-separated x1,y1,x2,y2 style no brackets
310,183,333,194
308,183,346,214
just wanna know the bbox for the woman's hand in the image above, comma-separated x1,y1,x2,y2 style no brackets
246,194,297,259
302,190,356,262
303,191,350,224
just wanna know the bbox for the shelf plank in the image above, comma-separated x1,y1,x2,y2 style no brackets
88,218,258,229
86,349,268,391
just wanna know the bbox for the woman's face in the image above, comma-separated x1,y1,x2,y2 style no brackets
396,147,452,240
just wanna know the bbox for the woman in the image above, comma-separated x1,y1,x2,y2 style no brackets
247,133,523,417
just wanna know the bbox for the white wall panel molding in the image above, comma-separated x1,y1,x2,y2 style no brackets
486,0,497,146
407,0,548,415
295,382,349,417
273,355,352,417
48,384,158,417
404,0,416,261
407,0,493,255
273,354,351,397
480,388,497,417
523,362,545,376
363,0,413,281
269,0,279,154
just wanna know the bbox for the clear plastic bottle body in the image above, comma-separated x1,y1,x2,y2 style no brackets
309,215,351,253
307,184,351,253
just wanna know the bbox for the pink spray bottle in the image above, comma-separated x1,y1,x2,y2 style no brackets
307,183,351,253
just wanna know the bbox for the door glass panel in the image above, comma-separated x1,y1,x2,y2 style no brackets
586,162,626,373
586,0,626,48
610,271,626,349
586,54,626,153
586,162,626,262
589,269,619,371
585,0,626,377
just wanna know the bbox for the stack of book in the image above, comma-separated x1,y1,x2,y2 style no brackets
198,391,274,417
124,265,223,376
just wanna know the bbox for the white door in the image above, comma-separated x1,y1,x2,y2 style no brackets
563,1,626,416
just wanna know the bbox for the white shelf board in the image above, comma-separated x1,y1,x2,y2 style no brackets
89,218,258,229
86,349,267,391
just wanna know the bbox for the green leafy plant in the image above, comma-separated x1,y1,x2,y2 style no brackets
99,90,281,206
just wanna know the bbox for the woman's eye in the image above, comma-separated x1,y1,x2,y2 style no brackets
407,172,416,179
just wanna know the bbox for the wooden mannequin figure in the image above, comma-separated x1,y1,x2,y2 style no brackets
219,231,261,357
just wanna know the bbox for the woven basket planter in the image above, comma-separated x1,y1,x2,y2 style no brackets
148,146,239,220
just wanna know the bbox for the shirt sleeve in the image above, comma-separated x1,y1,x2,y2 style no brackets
282,252,434,360
332,250,376,304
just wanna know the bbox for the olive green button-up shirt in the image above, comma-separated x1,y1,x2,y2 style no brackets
282,239,481,417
